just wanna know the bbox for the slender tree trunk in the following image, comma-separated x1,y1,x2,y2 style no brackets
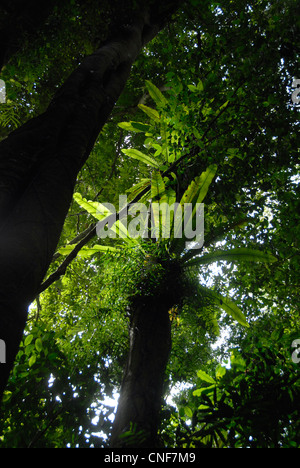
0,1,181,400
110,295,172,448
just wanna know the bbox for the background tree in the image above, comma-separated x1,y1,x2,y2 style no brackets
0,0,299,448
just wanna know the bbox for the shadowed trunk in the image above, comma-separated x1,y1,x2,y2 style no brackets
110,296,172,448
110,259,183,448
0,1,181,400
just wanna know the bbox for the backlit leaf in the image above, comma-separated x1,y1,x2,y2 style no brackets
24,334,34,346
145,80,168,106
73,193,109,221
29,354,36,367
197,370,216,384
138,104,160,122
186,248,278,267
118,121,150,133
122,148,160,168
200,286,249,327
35,338,43,353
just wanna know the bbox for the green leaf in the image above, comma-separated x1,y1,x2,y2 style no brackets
215,364,226,380
35,338,43,353
173,165,217,241
145,80,168,106
85,244,120,253
151,171,165,238
2,391,12,402
194,164,218,204
180,164,217,206
216,294,249,327
151,171,165,199
188,80,203,93
160,186,177,239
152,143,162,157
138,104,160,122
118,121,150,133
197,370,216,384
29,354,37,367
96,202,114,220
198,404,211,411
193,384,215,397
122,148,160,168
200,286,249,327
118,121,137,132
179,178,199,207
126,178,151,202
216,100,229,115
186,248,278,267
188,84,198,93
110,220,138,244
184,406,193,418
73,193,109,221
197,80,204,92
57,245,76,256
24,334,34,346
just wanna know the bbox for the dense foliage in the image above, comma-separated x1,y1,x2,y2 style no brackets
0,0,299,447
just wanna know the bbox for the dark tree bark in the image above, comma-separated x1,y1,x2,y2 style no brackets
0,0,62,70
0,1,181,400
110,297,172,448
110,259,183,448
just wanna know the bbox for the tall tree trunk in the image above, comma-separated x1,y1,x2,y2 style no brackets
110,295,172,448
0,1,181,400
110,259,183,448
